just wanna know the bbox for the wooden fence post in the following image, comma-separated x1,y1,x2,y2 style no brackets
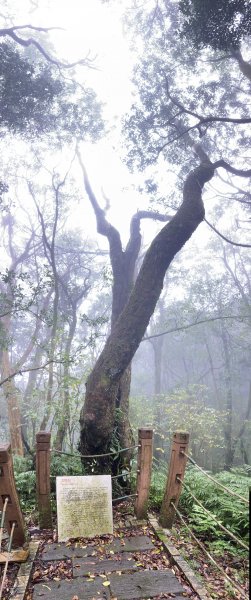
0,444,26,547
160,431,189,529
36,432,52,529
135,428,153,519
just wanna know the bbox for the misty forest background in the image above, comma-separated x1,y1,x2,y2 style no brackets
0,0,250,491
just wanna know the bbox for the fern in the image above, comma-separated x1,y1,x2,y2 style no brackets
179,467,249,547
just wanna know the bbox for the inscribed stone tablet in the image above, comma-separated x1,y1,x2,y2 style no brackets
56,475,113,541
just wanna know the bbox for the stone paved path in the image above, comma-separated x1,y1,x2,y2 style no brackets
31,533,192,600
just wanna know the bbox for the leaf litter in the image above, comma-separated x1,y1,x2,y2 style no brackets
3,504,247,600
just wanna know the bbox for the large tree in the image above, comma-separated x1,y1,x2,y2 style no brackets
77,150,170,468
79,0,251,467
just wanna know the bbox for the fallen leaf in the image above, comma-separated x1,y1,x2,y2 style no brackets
41,585,51,590
102,581,110,586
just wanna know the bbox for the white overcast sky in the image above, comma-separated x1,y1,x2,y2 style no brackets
2,0,247,256
1,1,147,248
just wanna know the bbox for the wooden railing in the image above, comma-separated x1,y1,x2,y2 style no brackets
0,444,26,547
36,427,153,527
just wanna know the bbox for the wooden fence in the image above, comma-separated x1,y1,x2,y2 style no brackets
0,429,190,536
0,444,26,547
36,427,154,527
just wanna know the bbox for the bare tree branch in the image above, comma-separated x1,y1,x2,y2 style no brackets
204,217,251,248
213,159,251,178
0,25,98,70
0,359,68,387
1,24,64,33
164,78,251,133
143,314,251,342
125,210,172,266
77,147,123,271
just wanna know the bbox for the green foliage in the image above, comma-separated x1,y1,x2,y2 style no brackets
49,454,84,508
50,453,83,477
0,42,62,134
13,455,36,513
0,41,104,139
13,453,84,516
179,0,251,51
160,386,225,455
13,454,34,474
123,0,250,183
130,385,226,467
0,267,52,328
0,180,9,212
149,465,167,509
150,462,249,556
179,467,249,551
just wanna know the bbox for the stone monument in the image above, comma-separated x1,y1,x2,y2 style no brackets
56,475,113,541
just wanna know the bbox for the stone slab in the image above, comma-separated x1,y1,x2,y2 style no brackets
109,570,184,599
33,577,109,600
56,475,113,541
109,535,154,553
41,543,95,561
73,553,137,576
41,535,154,562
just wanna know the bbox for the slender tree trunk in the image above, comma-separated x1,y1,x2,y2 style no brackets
33,180,62,431
221,326,234,470
150,336,164,460
2,351,23,455
204,337,221,409
54,315,76,450
231,382,251,464
79,162,214,463
39,292,59,430
21,344,44,449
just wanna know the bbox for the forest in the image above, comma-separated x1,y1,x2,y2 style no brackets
0,0,250,589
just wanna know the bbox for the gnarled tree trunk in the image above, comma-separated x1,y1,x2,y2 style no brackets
77,150,170,468
79,161,215,466
2,351,23,455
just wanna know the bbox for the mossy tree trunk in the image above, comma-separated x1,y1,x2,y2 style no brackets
79,161,215,466
77,150,170,467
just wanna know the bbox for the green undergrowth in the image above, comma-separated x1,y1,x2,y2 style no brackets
150,463,249,557
13,453,134,519
13,454,250,558
179,467,249,556
13,455,36,513
13,453,83,516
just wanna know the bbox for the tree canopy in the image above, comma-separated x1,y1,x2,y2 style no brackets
0,38,103,139
179,0,251,52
